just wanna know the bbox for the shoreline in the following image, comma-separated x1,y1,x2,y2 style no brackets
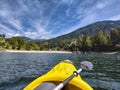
101,51,119,54
1,50,119,54
4,50,72,53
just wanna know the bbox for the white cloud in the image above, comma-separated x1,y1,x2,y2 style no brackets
0,8,24,32
6,33,21,37
8,17,23,30
6,33,15,37
107,14,120,20
0,0,31,33
25,32,36,36
24,31,37,38
0,23,15,34
44,2,62,30
0,23,23,38
96,2,106,9
0,0,50,39
18,0,29,11
66,9,70,17
0,0,120,39
34,22,49,34
62,0,73,5
14,33,21,36
24,19,51,39
0,9,8,17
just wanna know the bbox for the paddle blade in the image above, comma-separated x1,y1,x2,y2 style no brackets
80,61,93,71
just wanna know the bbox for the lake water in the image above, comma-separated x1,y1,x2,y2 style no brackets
0,52,120,90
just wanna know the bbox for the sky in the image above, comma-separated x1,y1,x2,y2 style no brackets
0,0,120,39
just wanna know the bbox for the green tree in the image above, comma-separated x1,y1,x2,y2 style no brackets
26,41,39,50
0,42,5,48
5,42,12,49
69,39,79,52
0,34,5,41
77,37,82,51
81,35,92,52
7,37,26,50
92,31,110,51
110,28,120,45
0,34,5,48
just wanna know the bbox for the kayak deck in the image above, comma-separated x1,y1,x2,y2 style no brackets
24,60,93,90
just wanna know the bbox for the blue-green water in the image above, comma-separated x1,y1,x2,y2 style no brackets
0,52,120,90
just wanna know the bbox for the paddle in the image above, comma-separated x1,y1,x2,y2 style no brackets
53,61,93,90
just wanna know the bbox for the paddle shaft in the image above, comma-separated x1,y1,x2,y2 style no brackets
53,68,82,90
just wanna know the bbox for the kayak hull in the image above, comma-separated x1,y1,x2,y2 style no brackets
24,60,93,90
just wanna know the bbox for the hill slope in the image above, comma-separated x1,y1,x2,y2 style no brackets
53,20,120,40
40,20,120,51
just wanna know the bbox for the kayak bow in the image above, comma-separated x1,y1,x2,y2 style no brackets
24,60,93,90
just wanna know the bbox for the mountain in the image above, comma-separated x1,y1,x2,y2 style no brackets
53,20,120,40
34,39,47,42
19,36,33,42
17,36,46,42
39,20,120,51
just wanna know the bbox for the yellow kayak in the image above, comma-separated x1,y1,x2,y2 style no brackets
24,60,93,90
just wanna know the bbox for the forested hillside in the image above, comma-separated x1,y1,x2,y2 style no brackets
39,28,120,52
39,20,120,52
53,20,120,39
0,20,120,52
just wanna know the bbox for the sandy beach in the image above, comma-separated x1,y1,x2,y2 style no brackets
5,50,72,53
2,50,119,54
101,52,120,54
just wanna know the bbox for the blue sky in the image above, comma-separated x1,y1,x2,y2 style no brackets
0,0,120,39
